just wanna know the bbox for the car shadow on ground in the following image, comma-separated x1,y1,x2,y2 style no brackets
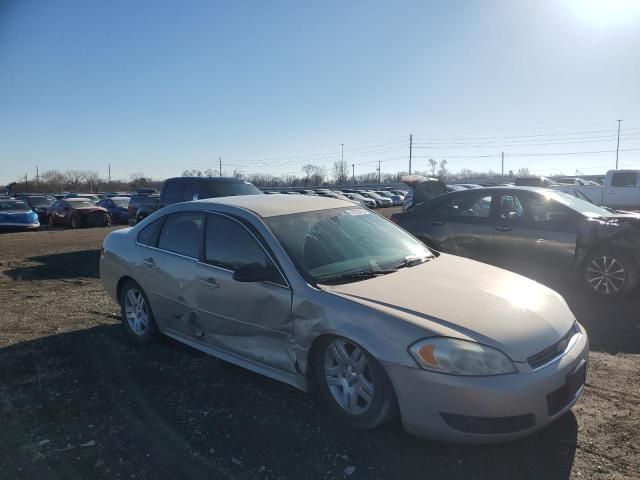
0,324,578,480
2,249,100,281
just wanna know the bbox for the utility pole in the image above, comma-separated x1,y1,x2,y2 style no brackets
409,134,413,175
616,119,622,169
501,152,504,178
377,161,381,184
24,173,28,194
219,157,222,177
36,166,39,191
341,144,344,165
108,163,111,184
352,164,355,185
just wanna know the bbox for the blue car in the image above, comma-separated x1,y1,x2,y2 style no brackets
97,196,130,224
0,199,40,230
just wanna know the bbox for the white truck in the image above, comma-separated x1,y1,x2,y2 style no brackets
551,170,640,210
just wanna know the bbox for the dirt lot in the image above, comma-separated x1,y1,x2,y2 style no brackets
1,221,639,480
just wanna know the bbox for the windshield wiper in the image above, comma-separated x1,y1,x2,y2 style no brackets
394,255,432,269
318,269,398,284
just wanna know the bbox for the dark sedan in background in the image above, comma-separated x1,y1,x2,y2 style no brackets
47,198,111,228
391,186,640,296
97,196,130,224
15,194,55,223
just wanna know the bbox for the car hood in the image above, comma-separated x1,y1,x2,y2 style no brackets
320,254,575,362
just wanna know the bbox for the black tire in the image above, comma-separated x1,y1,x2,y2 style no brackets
70,215,79,229
119,280,158,344
48,215,55,227
103,215,112,227
314,336,397,430
583,248,639,297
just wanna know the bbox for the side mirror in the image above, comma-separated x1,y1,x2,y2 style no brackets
232,262,279,283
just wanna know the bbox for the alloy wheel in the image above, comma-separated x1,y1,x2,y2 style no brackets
124,288,150,335
324,338,375,415
586,256,626,295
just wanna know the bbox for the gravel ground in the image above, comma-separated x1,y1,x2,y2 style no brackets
0,219,639,480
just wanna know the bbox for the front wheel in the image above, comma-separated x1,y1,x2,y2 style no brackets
48,215,55,227
70,215,79,229
583,249,638,296
119,280,158,344
102,214,112,227
314,336,397,430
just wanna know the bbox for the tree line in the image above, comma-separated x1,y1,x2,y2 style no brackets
4,169,159,194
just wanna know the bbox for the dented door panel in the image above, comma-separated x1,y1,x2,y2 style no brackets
195,262,295,374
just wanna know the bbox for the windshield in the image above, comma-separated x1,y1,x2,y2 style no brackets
265,207,432,282
67,200,97,208
112,198,130,207
546,191,612,218
0,200,30,211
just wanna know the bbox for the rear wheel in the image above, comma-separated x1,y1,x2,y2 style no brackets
102,214,112,227
119,280,157,344
583,249,638,296
48,215,55,227
70,215,79,229
314,336,396,430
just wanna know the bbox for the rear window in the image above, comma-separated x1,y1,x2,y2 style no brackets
206,181,262,197
157,212,204,258
611,172,638,187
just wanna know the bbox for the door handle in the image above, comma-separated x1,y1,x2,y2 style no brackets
495,225,512,232
143,257,156,267
200,277,220,288
429,221,445,226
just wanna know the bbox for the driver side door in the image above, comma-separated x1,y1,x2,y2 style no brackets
195,213,295,375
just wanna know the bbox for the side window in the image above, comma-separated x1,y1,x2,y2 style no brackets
432,194,492,222
498,194,524,223
520,194,576,230
205,214,273,273
157,212,204,258
182,180,207,201
163,180,183,203
611,172,638,187
137,217,164,247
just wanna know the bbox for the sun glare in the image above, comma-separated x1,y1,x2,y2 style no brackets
565,0,640,25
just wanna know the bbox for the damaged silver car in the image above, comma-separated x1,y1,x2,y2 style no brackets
100,195,588,442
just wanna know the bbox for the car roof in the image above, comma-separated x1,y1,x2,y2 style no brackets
191,193,354,218
110,196,130,200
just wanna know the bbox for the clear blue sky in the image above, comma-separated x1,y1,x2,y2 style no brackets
1,0,639,184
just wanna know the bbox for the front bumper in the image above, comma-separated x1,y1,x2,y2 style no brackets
384,328,589,443
0,221,40,230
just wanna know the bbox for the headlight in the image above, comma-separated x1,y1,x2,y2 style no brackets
409,338,517,376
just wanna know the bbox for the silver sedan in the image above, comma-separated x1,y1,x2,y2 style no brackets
100,195,588,442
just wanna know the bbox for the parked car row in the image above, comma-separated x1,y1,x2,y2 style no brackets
260,188,409,209
0,193,134,231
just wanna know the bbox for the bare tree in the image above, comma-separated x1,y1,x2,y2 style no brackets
437,159,449,180
42,169,65,192
516,167,531,177
332,160,349,185
84,170,101,192
64,169,86,191
428,159,437,177
130,172,151,189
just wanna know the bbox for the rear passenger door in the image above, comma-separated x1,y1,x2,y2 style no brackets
194,213,295,374
421,192,495,261
134,212,205,337
606,171,640,208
